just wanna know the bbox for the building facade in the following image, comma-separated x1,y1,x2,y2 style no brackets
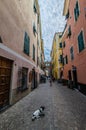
51,33,63,80
62,0,86,93
0,0,44,110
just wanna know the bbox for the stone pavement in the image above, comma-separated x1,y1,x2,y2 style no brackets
0,81,86,130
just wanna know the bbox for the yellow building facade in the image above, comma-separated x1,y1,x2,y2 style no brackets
51,32,63,80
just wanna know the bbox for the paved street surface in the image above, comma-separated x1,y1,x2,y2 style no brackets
0,81,86,130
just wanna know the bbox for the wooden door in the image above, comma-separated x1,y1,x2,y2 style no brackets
0,56,12,110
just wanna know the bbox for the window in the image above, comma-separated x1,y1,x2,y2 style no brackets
17,67,28,92
74,1,80,21
33,2,37,13
66,55,68,64
33,44,35,61
59,55,63,63
68,26,71,38
37,57,39,66
78,31,85,52
66,10,69,19
59,35,62,38
22,68,28,90
59,43,62,48
63,41,66,48
64,55,68,65
24,32,30,55
33,23,37,36
70,46,74,60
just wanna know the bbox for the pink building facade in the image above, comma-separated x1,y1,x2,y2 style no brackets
0,0,43,110
62,0,86,94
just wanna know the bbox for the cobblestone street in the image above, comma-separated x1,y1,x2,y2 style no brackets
0,81,86,130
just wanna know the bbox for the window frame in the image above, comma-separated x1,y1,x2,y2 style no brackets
74,0,80,22
33,1,37,13
70,46,74,60
33,44,35,61
77,30,85,53
59,42,62,49
23,32,30,56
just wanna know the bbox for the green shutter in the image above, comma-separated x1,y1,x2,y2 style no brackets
74,8,77,21
78,31,84,52
33,45,35,61
74,1,79,21
76,1,79,17
24,32,30,55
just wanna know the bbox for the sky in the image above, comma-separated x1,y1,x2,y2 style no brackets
38,0,66,61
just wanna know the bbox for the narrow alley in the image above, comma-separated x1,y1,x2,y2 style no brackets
0,81,86,130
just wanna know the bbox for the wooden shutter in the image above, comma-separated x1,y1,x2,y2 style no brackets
74,8,77,21
78,31,84,52
33,45,35,61
24,32,30,55
76,1,79,17
70,47,74,60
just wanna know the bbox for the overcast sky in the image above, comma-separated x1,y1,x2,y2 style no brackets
38,0,66,61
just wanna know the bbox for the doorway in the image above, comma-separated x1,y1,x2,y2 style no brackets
72,67,78,89
0,56,12,110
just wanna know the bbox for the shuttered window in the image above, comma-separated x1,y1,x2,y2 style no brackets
24,32,30,55
33,1,37,13
63,55,68,65
33,44,35,61
66,55,68,64
59,55,63,63
74,1,80,21
33,23,37,36
68,26,71,37
76,1,79,17
78,31,85,52
70,47,74,60
59,43,62,48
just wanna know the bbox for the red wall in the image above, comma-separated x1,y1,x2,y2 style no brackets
63,0,86,84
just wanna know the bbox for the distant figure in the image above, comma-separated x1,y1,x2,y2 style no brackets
49,78,52,86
